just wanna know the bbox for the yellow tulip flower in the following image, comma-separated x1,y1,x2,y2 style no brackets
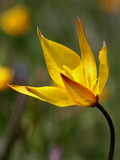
0,5,31,36
8,18,109,107
0,66,14,90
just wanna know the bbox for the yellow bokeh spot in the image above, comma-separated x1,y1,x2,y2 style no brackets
99,0,120,13
0,5,31,36
0,66,14,90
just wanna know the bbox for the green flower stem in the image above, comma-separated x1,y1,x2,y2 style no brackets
96,103,115,160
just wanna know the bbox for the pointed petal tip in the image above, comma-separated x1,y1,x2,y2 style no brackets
6,83,10,88
60,73,70,84
60,73,67,80
76,16,80,22
103,41,107,47
76,17,85,36
37,27,44,39
7,84,18,91
7,84,12,88
76,17,82,26
60,73,64,77
7,84,19,89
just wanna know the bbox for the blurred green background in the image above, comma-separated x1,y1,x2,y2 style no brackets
0,0,120,159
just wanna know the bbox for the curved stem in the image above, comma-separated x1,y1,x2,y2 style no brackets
96,103,115,160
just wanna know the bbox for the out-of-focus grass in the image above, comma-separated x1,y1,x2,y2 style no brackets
0,0,120,159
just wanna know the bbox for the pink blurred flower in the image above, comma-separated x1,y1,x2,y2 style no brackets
48,147,63,160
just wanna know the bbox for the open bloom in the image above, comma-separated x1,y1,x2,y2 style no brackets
8,18,109,107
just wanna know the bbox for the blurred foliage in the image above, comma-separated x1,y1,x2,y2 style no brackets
0,0,120,160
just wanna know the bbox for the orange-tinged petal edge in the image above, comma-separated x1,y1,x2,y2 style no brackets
61,73,98,107
7,84,75,107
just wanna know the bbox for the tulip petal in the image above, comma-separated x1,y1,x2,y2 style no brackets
8,84,75,107
61,74,98,107
63,65,85,85
77,17,97,88
97,41,109,94
37,28,82,87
